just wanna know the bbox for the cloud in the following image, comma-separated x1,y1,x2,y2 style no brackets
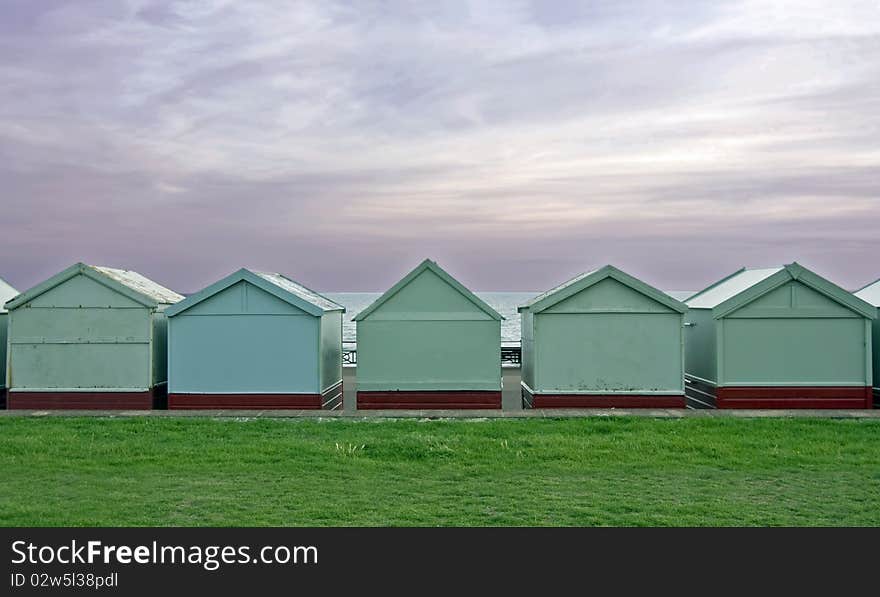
0,0,877,292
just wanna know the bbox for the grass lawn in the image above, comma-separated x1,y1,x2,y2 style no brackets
0,416,878,526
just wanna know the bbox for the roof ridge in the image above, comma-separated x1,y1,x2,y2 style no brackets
253,270,344,311
686,266,783,308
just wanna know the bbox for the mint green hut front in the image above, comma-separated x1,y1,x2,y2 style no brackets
165,269,345,410
4,263,183,409
519,265,687,408
354,259,503,409
855,279,880,405
0,276,19,406
685,263,875,409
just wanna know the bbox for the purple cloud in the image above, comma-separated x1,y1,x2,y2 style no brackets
0,0,878,293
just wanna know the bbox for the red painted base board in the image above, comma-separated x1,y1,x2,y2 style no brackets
522,385,684,409
357,391,502,410
7,391,155,410
716,386,872,409
169,393,322,409
169,382,343,410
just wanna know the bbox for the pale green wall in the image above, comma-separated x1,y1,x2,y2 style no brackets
167,280,322,394
361,268,492,321
0,313,7,388
520,310,535,389
320,311,343,392
7,274,156,391
871,318,879,390
356,268,501,391
528,277,684,394
683,308,717,383
535,312,683,393
718,280,870,386
721,318,867,385
543,278,674,314
357,320,500,391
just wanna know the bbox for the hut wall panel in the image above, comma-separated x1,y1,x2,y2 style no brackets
11,303,148,340
683,309,717,384
871,318,879,393
27,274,143,308
542,277,673,314
0,312,7,390
731,280,859,319
9,342,152,390
244,282,310,315
520,310,535,390
356,319,501,392
534,312,683,394
368,268,487,317
320,311,343,393
9,282,153,392
721,317,866,386
168,313,320,394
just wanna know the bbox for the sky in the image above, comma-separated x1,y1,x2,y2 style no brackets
1,0,879,293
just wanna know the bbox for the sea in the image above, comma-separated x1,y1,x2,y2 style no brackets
326,291,695,346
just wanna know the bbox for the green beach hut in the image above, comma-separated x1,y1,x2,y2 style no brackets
165,268,345,410
0,276,19,406
685,263,875,409
353,259,503,409
855,278,880,405
518,265,687,408
4,263,183,409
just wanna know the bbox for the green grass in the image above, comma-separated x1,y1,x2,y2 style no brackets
1,416,879,526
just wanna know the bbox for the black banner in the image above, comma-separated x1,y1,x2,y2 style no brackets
0,528,873,594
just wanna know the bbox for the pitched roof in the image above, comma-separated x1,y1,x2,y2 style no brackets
353,259,503,322
91,266,184,304
253,271,344,313
686,267,783,308
518,265,687,314
519,269,598,311
855,278,880,307
688,263,876,319
0,277,19,313
4,263,183,311
165,268,344,318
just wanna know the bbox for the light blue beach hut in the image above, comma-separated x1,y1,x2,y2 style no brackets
165,268,345,409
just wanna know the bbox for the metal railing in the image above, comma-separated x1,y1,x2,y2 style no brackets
342,341,521,366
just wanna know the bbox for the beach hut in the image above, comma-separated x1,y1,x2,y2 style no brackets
685,263,875,409
0,276,20,407
855,278,880,405
354,259,503,409
518,265,687,408
4,263,183,409
165,268,345,410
